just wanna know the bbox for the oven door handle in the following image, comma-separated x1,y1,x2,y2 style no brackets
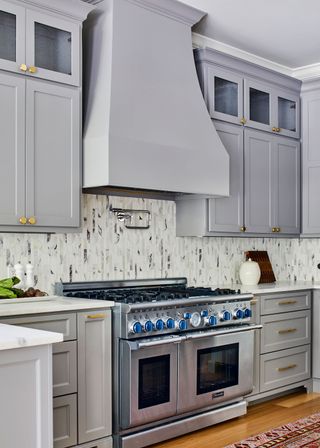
186,324,262,340
129,335,186,350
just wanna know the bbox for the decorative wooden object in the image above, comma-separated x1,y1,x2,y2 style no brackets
245,251,276,283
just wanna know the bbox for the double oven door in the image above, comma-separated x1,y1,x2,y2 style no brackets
120,328,256,430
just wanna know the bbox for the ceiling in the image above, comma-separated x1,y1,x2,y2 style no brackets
181,0,320,69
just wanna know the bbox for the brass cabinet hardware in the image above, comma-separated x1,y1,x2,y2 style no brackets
272,127,281,133
240,226,246,232
277,227,281,232
87,313,106,319
19,63,28,72
276,127,281,132
28,216,37,225
28,66,37,74
250,299,258,304
19,216,27,225
278,328,297,334
272,227,277,233
278,300,297,305
240,117,247,125
277,364,297,372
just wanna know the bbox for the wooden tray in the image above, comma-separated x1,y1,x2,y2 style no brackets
245,251,276,283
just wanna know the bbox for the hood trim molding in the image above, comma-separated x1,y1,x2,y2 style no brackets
126,0,206,26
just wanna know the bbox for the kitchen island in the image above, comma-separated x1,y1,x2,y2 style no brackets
0,324,63,448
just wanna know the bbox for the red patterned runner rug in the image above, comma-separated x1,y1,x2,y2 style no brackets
225,413,320,448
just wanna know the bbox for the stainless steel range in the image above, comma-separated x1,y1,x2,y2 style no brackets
62,278,261,448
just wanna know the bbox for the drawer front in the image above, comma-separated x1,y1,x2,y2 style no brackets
1,313,77,340
53,394,77,448
261,310,311,354
53,341,77,397
260,291,311,315
76,438,113,448
260,345,310,393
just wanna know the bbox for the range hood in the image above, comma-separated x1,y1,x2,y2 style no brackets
83,0,229,198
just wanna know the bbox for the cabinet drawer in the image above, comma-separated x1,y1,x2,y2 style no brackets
53,341,77,397
1,313,77,340
261,310,311,353
260,345,310,393
76,438,113,448
53,394,77,448
260,291,311,315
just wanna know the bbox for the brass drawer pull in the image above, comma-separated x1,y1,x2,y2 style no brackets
87,313,106,319
278,328,297,334
278,300,297,305
277,364,297,372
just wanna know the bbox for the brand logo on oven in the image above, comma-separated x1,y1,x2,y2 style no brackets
212,391,225,399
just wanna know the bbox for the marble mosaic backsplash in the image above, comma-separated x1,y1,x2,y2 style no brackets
0,194,320,294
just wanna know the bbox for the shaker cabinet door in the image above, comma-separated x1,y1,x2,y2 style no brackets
273,137,300,234
26,9,80,86
244,79,274,133
209,121,244,233
0,72,26,226
25,79,80,228
0,0,25,73
244,129,274,233
275,90,300,139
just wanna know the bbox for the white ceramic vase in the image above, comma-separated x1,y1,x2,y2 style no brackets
239,258,261,286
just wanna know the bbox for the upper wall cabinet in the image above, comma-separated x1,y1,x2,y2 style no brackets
199,49,301,139
0,0,88,86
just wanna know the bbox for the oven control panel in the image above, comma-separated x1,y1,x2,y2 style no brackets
124,300,252,338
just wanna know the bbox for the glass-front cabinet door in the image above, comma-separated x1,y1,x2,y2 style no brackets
25,10,80,86
275,90,300,139
207,66,244,125
244,79,273,133
0,0,25,73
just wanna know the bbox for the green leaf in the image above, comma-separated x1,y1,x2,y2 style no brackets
0,286,17,298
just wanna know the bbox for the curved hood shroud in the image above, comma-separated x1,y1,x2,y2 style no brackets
83,0,229,198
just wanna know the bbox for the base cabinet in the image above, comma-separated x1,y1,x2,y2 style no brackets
53,394,78,448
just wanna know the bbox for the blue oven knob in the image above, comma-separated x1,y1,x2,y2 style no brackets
234,309,244,320
166,318,175,329
222,310,231,321
201,310,209,317
144,320,153,332
178,319,187,331
208,315,217,326
132,322,142,334
155,319,164,331
244,308,252,318
183,312,192,319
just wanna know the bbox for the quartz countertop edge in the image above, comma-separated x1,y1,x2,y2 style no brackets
221,281,320,295
0,295,114,317
0,323,63,351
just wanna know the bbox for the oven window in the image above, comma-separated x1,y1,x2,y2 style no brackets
139,355,170,409
197,343,239,395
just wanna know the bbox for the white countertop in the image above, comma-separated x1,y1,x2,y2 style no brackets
221,281,320,295
0,323,63,351
0,295,114,317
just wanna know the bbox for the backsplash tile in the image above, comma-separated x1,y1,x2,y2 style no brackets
0,195,319,294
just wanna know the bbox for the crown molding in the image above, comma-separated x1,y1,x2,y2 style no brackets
192,32,320,82
19,0,95,21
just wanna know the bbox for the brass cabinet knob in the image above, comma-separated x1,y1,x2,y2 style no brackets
277,227,281,232
272,127,281,133
19,216,27,225
240,226,246,232
240,117,247,125
28,217,37,225
272,227,277,233
28,66,37,74
19,63,28,72
276,127,281,133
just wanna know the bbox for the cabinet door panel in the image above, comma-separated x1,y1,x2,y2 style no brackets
26,9,80,86
26,79,80,228
0,72,25,226
207,66,243,125
244,129,273,233
275,90,300,139
209,122,244,232
244,79,273,133
274,137,300,234
0,0,25,73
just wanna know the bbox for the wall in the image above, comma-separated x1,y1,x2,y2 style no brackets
0,194,319,294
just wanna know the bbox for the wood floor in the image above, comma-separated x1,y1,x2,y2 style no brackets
153,392,320,448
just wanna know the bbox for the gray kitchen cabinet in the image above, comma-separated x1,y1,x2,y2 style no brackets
0,0,92,86
0,71,25,226
244,78,273,134
78,311,112,444
208,121,244,233
26,79,80,228
53,341,77,397
53,394,78,448
301,81,320,235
